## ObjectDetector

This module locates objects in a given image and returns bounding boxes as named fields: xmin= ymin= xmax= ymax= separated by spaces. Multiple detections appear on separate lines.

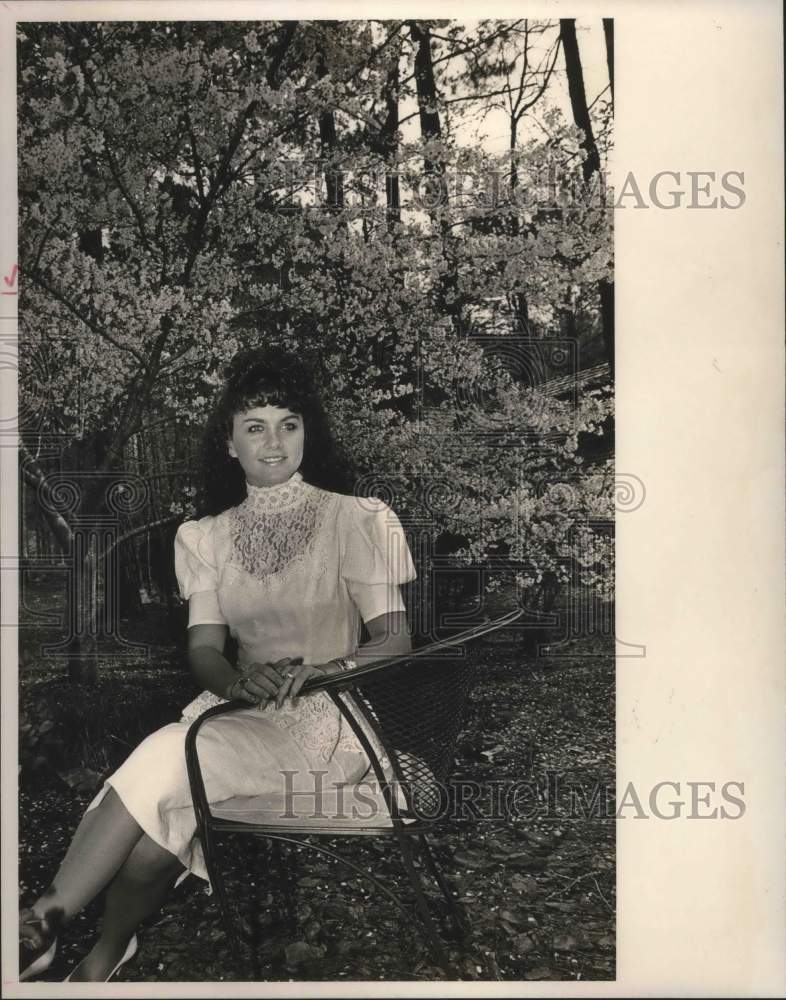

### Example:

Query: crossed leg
xmin=25 ymin=786 xmax=184 ymax=982
xmin=68 ymin=827 xmax=184 ymax=981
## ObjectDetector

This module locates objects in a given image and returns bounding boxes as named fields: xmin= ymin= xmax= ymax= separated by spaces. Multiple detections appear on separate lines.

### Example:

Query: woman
xmin=19 ymin=345 xmax=416 ymax=982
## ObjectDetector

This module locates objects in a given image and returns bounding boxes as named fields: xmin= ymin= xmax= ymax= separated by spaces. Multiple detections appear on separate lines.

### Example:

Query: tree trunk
xmin=559 ymin=19 xmax=600 ymax=182
xmin=560 ymin=18 xmax=613 ymax=376
xmin=598 ymin=278 xmax=614 ymax=377
xmin=508 ymin=117 xmax=533 ymax=335
xmin=409 ymin=21 xmax=442 ymax=149
xmin=380 ymin=56 xmax=401 ymax=225
xmin=407 ymin=21 xmax=460 ymax=325
xmin=602 ymin=18 xmax=614 ymax=107
xmin=316 ymin=29 xmax=344 ymax=213
xmin=317 ymin=109 xmax=344 ymax=211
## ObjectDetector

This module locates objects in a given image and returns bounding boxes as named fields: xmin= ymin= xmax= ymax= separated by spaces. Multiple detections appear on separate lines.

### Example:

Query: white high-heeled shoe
xmin=64 ymin=934 xmax=138 ymax=983
xmin=20 ymin=938 xmax=57 ymax=982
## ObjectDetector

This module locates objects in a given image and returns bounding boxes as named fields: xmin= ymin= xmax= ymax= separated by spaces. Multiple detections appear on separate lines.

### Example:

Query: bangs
xmin=236 ymin=389 xmax=304 ymax=415
xmin=222 ymin=375 xmax=307 ymax=433
xmin=218 ymin=348 xmax=315 ymax=433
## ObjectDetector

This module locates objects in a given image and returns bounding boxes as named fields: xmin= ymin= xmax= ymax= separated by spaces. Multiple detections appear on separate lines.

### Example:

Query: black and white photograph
xmin=13 ymin=13 xmax=615 ymax=984
xmin=1 ymin=1 xmax=783 ymax=996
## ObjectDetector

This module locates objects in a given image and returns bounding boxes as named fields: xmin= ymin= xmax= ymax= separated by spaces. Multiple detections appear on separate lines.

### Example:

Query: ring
xmin=283 ymin=670 xmax=295 ymax=679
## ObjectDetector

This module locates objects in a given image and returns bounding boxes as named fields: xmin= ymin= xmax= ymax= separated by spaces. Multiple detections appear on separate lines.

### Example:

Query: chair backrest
xmin=348 ymin=654 xmax=477 ymax=820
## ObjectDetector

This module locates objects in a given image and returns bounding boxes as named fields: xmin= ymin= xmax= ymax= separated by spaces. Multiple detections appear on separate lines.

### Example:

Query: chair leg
xmin=201 ymin=825 xmax=244 ymax=964
xmin=395 ymin=833 xmax=452 ymax=974
xmin=269 ymin=838 xmax=298 ymax=935
xmin=417 ymin=834 xmax=470 ymax=943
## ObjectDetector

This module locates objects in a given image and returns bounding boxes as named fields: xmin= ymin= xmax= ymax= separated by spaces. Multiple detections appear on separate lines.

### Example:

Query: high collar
xmin=242 ymin=471 xmax=308 ymax=512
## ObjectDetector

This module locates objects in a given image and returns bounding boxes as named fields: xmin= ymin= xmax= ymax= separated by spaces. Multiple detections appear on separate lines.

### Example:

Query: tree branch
xmin=98 ymin=514 xmax=183 ymax=563
xmin=19 ymin=442 xmax=74 ymax=551
xmin=343 ymin=21 xmax=407 ymax=85
xmin=183 ymin=108 xmax=207 ymax=208
xmin=181 ymin=22 xmax=299 ymax=286
xmin=61 ymin=27 xmax=154 ymax=254
xmin=27 ymin=269 xmax=146 ymax=364
xmin=514 ymin=36 xmax=562 ymax=120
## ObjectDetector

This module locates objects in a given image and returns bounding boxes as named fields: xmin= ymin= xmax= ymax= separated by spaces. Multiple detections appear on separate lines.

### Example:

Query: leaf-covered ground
xmin=19 ymin=590 xmax=614 ymax=983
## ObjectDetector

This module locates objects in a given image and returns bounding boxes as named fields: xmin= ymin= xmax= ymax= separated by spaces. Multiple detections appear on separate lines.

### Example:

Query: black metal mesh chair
xmin=185 ymin=610 xmax=522 ymax=974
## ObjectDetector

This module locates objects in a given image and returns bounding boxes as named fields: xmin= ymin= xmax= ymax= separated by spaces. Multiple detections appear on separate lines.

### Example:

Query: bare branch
xmin=515 ymin=36 xmax=562 ymax=120
xmin=98 ymin=514 xmax=183 ymax=563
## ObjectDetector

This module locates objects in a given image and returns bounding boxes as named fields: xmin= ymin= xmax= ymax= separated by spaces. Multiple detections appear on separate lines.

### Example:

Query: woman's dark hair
xmin=197 ymin=345 xmax=355 ymax=515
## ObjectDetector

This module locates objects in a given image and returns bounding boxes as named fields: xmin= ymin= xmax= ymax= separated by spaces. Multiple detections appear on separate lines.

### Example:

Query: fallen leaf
xmin=513 ymin=933 xmax=537 ymax=956
xmin=524 ymin=965 xmax=554 ymax=980
xmin=452 ymin=849 xmax=494 ymax=871
xmin=507 ymin=853 xmax=546 ymax=872
xmin=284 ymin=940 xmax=324 ymax=967
xmin=510 ymin=874 xmax=539 ymax=895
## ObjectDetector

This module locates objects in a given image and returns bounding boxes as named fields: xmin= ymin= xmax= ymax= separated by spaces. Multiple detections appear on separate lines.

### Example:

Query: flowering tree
xmin=18 ymin=19 xmax=613 ymax=678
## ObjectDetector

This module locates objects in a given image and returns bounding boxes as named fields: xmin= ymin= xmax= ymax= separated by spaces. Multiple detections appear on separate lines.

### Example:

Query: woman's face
xmin=227 ymin=404 xmax=305 ymax=488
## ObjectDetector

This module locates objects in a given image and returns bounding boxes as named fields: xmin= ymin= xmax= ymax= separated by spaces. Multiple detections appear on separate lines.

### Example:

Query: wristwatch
xmin=332 ymin=657 xmax=357 ymax=672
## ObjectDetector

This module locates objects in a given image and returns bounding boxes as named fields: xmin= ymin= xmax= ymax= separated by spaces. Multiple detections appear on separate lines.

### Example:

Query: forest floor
xmin=19 ymin=582 xmax=615 ymax=984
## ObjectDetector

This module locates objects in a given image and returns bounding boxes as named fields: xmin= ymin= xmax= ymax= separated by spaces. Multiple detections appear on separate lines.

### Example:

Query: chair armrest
xmin=301 ymin=608 xmax=524 ymax=695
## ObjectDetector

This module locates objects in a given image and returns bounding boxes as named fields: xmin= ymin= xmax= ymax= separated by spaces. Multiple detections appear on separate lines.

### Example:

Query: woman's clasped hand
xmin=226 ymin=656 xmax=345 ymax=708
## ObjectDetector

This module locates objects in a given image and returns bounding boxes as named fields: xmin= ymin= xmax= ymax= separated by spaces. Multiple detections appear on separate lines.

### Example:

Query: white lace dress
xmin=85 ymin=472 xmax=416 ymax=883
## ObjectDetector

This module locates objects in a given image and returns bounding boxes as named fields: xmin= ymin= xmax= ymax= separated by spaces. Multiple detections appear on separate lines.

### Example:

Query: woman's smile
xmin=227 ymin=405 xmax=305 ymax=487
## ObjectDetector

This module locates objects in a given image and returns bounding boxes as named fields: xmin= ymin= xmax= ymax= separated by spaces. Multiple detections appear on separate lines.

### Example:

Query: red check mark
xmin=2 ymin=264 xmax=18 ymax=295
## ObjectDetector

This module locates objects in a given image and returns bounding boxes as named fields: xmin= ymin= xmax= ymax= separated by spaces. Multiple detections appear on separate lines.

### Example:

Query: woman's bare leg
xmin=28 ymin=787 xmax=144 ymax=936
xmin=68 ymin=834 xmax=184 ymax=982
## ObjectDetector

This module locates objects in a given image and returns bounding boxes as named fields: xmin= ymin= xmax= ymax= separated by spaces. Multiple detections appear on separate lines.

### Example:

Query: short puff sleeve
xmin=340 ymin=497 xmax=417 ymax=624
xmin=174 ymin=518 xmax=227 ymax=628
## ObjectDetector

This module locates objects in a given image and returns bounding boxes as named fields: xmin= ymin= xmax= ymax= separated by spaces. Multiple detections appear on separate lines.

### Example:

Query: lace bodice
xmin=228 ymin=474 xmax=332 ymax=587
xmin=174 ymin=475 xmax=417 ymax=766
